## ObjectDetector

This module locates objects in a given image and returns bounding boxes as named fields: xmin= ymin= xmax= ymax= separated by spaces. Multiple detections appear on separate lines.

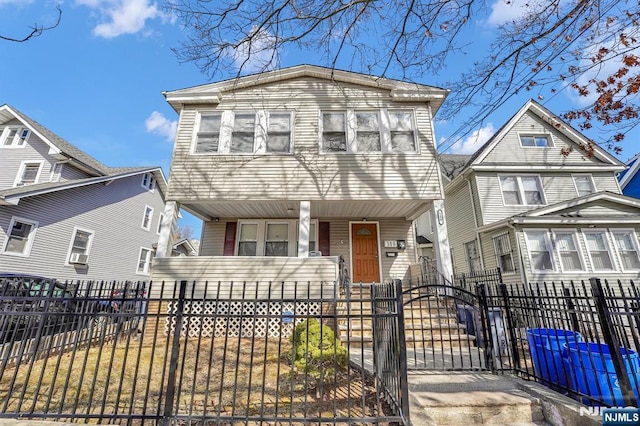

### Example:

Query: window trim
xmin=582 ymin=229 xmax=617 ymax=272
xmin=236 ymin=220 xmax=263 ymax=256
xmin=492 ymin=232 xmax=516 ymax=274
xmin=524 ymin=229 xmax=556 ymax=272
xmin=264 ymin=221 xmax=291 ymax=257
xmin=2 ymin=216 xmax=38 ymax=257
xmin=141 ymin=206 xmax=154 ymax=231
xmin=235 ymin=219 xmax=317 ymax=257
xmin=65 ymin=226 xmax=95 ymax=266
xmin=14 ymin=160 xmax=43 ymax=187
xmin=319 ymin=108 xmax=419 ymax=154
xmin=464 ymin=239 xmax=482 ymax=273
xmin=498 ymin=174 xmax=546 ymax=206
xmin=551 ymin=229 xmax=585 ymax=272
xmin=157 ymin=213 xmax=165 ymax=235
xmin=517 ymin=133 xmax=553 ymax=148
xmin=192 ymin=110 xmax=295 ymax=155
xmin=141 ymin=173 xmax=156 ymax=192
xmin=50 ymin=162 xmax=64 ymax=182
xmin=136 ymin=247 xmax=153 ymax=275
xmin=572 ymin=174 xmax=597 ymax=197
xmin=610 ymin=228 xmax=640 ymax=272
xmin=0 ymin=126 xmax=30 ymax=148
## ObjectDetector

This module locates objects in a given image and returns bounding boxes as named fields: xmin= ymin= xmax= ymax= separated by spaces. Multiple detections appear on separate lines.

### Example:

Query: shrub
xmin=290 ymin=319 xmax=348 ymax=393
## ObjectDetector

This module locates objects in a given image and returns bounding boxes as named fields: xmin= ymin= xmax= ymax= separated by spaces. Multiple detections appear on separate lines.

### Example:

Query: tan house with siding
xmin=153 ymin=65 xmax=452 ymax=290
xmin=443 ymin=99 xmax=640 ymax=284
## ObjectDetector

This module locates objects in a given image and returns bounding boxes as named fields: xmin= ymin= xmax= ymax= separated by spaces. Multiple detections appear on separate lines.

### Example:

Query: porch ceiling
xmin=183 ymin=200 xmax=431 ymax=221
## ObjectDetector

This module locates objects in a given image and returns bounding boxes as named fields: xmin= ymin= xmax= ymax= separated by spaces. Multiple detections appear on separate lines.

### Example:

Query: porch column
xmin=156 ymin=201 xmax=180 ymax=258
xmin=298 ymin=200 xmax=311 ymax=257
xmin=432 ymin=199 xmax=454 ymax=283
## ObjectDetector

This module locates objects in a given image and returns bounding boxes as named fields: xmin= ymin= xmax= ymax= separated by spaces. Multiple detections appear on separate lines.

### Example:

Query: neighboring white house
xmin=153 ymin=65 xmax=453 ymax=287
xmin=442 ymin=99 xmax=640 ymax=284
xmin=0 ymin=104 xmax=168 ymax=282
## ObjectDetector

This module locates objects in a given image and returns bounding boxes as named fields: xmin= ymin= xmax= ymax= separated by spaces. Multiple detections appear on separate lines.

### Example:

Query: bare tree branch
xmin=0 ymin=5 xmax=62 ymax=43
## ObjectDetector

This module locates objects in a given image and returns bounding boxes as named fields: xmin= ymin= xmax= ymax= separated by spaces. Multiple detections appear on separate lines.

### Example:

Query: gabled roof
xmin=163 ymin=64 xmax=449 ymax=113
xmin=515 ymin=191 xmax=640 ymax=217
xmin=439 ymin=154 xmax=471 ymax=180
xmin=0 ymin=104 xmax=168 ymax=202
xmin=619 ymin=153 xmax=640 ymax=189
xmin=0 ymin=167 xmax=168 ymax=206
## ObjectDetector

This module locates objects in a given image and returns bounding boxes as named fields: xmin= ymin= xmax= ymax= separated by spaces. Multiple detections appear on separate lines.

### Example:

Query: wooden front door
xmin=351 ymin=223 xmax=380 ymax=283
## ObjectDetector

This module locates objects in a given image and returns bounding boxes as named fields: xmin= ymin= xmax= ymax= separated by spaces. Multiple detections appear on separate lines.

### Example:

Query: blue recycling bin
xmin=565 ymin=341 xmax=640 ymax=406
xmin=527 ymin=328 xmax=582 ymax=389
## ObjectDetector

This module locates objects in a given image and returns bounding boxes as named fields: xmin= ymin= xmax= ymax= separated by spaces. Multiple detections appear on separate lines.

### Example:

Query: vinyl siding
xmin=199 ymin=217 xmax=415 ymax=283
xmin=481 ymin=112 xmax=608 ymax=165
xmin=168 ymin=77 xmax=441 ymax=203
xmin=0 ymin=175 xmax=165 ymax=282
xmin=444 ymin=181 xmax=478 ymax=274
xmin=476 ymin=171 xmax=622 ymax=225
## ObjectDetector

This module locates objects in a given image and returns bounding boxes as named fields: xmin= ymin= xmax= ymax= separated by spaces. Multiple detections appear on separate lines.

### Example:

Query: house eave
xmin=470 ymin=164 xmax=625 ymax=173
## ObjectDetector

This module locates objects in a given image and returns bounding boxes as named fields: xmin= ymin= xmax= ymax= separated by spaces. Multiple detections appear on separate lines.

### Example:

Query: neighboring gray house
xmin=442 ymin=99 xmax=640 ymax=284
xmin=153 ymin=65 xmax=453 ymax=287
xmin=0 ymin=104 xmax=167 ymax=282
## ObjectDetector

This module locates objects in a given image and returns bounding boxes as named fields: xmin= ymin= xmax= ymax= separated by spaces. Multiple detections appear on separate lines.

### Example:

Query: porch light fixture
xmin=362 ymin=218 xmax=367 ymax=222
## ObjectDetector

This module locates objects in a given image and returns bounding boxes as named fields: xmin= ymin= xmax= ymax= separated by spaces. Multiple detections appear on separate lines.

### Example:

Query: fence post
xmin=394 ymin=279 xmax=411 ymax=426
xmin=563 ymin=287 xmax=580 ymax=334
xmin=590 ymin=277 xmax=636 ymax=407
xmin=162 ymin=279 xmax=188 ymax=425
xmin=476 ymin=283 xmax=494 ymax=371
xmin=499 ymin=283 xmax=520 ymax=370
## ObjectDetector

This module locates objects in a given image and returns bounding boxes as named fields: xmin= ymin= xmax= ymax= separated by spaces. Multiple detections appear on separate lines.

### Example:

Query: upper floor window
xmin=0 ymin=127 xmax=29 ymax=147
xmin=524 ymin=230 xmax=554 ymax=271
xmin=499 ymin=175 xmax=545 ymax=206
xmin=141 ymin=206 xmax=153 ymax=231
xmin=611 ymin=230 xmax=640 ymax=271
xmin=573 ymin=174 xmax=596 ymax=197
xmin=67 ymin=228 xmax=94 ymax=265
xmin=15 ymin=162 xmax=41 ymax=187
xmin=2 ymin=217 xmax=37 ymax=256
xmin=193 ymin=110 xmax=293 ymax=155
xmin=141 ymin=173 xmax=156 ymax=191
xmin=157 ymin=213 xmax=165 ymax=235
xmin=492 ymin=233 xmax=515 ymax=273
xmin=265 ymin=223 xmax=289 ymax=256
xmin=50 ymin=163 xmax=64 ymax=183
xmin=519 ymin=134 xmax=551 ymax=147
xmin=320 ymin=109 xmax=417 ymax=154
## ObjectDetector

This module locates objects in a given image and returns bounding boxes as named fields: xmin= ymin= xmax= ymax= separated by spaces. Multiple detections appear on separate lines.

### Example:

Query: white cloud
xmin=76 ymin=0 xmax=170 ymax=38
xmin=225 ymin=26 xmax=280 ymax=73
xmin=145 ymin=111 xmax=177 ymax=142
xmin=448 ymin=123 xmax=495 ymax=154
xmin=487 ymin=0 xmax=545 ymax=26
xmin=0 ymin=0 xmax=34 ymax=5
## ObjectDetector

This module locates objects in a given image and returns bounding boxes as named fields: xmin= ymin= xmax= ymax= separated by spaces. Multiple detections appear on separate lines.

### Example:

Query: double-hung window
xmin=492 ymin=233 xmax=515 ymax=273
xmin=573 ymin=174 xmax=596 ymax=197
xmin=141 ymin=173 xmax=156 ymax=191
xmin=193 ymin=111 xmax=293 ymax=154
xmin=265 ymin=223 xmax=289 ymax=256
xmin=141 ymin=206 xmax=153 ymax=231
xmin=525 ymin=230 xmax=554 ymax=271
xmin=583 ymin=230 xmax=615 ymax=271
xmin=237 ymin=223 xmax=259 ymax=256
xmin=553 ymin=231 xmax=584 ymax=271
xmin=157 ymin=214 xmax=165 ymax=235
xmin=612 ymin=230 xmax=640 ymax=270
xmin=519 ymin=135 xmax=551 ymax=147
xmin=137 ymin=247 xmax=153 ymax=275
xmin=2 ymin=217 xmax=37 ymax=256
xmin=321 ymin=109 xmax=417 ymax=153
xmin=67 ymin=228 xmax=93 ymax=265
xmin=0 ymin=127 xmax=29 ymax=147
xmin=464 ymin=240 xmax=482 ymax=273
xmin=15 ymin=162 xmax=41 ymax=186
xmin=499 ymin=175 xmax=545 ymax=206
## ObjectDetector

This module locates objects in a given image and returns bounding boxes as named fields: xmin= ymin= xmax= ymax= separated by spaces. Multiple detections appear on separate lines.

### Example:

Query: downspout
xmin=506 ymin=219 xmax=527 ymax=284
xmin=467 ymin=176 xmax=486 ymax=270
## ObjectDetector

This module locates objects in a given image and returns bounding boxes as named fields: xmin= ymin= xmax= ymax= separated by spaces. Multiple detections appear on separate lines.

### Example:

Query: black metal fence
xmin=0 ymin=278 xmax=407 ymax=425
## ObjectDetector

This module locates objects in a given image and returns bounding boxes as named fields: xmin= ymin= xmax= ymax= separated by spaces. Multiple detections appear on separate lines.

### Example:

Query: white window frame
xmin=524 ymin=229 xmax=555 ymax=272
xmin=264 ymin=221 xmax=290 ymax=257
xmin=572 ymin=174 xmax=596 ymax=197
xmin=157 ymin=213 xmax=165 ymax=235
xmin=141 ymin=206 xmax=154 ymax=231
xmin=191 ymin=110 xmax=294 ymax=155
xmin=492 ymin=233 xmax=515 ymax=274
xmin=14 ymin=160 xmax=43 ymax=187
xmin=236 ymin=221 xmax=263 ymax=256
xmin=0 ymin=126 xmax=30 ymax=148
xmin=2 ymin=216 xmax=38 ymax=257
xmin=136 ymin=247 xmax=153 ymax=275
xmin=235 ymin=219 xmax=314 ymax=257
xmin=141 ymin=173 xmax=156 ymax=191
xmin=551 ymin=229 xmax=585 ymax=272
xmin=498 ymin=175 xmax=546 ymax=206
xmin=611 ymin=228 xmax=640 ymax=272
xmin=518 ymin=133 xmax=553 ymax=148
xmin=319 ymin=109 xmax=418 ymax=154
xmin=50 ymin=162 xmax=64 ymax=182
xmin=65 ymin=227 xmax=95 ymax=266
xmin=582 ymin=229 xmax=617 ymax=272
xmin=464 ymin=240 xmax=482 ymax=273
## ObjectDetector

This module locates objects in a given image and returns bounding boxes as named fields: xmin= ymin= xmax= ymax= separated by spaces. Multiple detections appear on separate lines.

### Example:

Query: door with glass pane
xmin=351 ymin=223 xmax=380 ymax=283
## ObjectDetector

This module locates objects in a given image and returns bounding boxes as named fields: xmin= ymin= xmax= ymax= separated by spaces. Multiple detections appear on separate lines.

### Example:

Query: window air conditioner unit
xmin=69 ymin=253 xmax=88 ymax=264
xmin=309 ymin=251 xmax=322 ymax=257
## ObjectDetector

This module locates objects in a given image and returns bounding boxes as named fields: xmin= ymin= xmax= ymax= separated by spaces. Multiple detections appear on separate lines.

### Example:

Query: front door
xmin=351 ymin=223 xmax=380 ymax=283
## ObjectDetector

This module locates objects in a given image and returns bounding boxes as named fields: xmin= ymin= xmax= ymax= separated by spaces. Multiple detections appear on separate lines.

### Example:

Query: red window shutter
xmin=223 ymin=222 xmax=237 ymax=256
xmin=318 ymin=222 xmax=330 ymax=256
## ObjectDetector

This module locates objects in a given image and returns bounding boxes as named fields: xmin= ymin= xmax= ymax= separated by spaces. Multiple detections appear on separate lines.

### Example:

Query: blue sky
xmin=1 ymin=1 xmax=637 ymax=237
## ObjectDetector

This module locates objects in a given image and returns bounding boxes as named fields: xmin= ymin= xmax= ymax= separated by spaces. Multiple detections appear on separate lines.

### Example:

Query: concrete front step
xmin=408 ymin=372 xmax=547 ymax=425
